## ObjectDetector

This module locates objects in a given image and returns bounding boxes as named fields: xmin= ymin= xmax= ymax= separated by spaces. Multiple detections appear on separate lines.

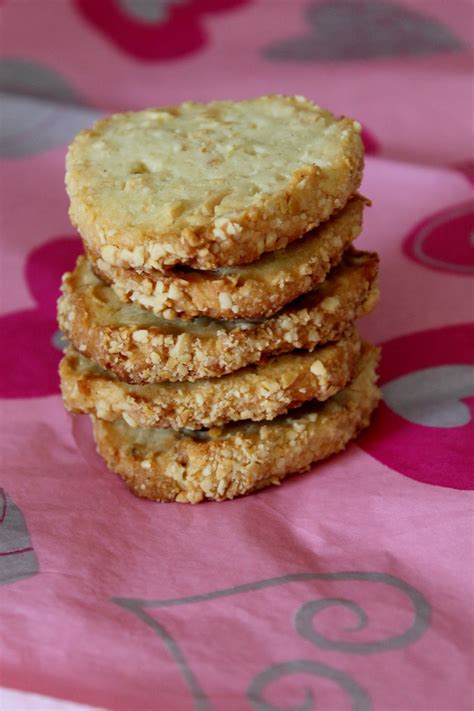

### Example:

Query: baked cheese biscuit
xmin=58 ymin=250 xmax=379 ymax=383
xmin=60 ymin=329 xmax=361 ymax=430
xmin=90 ymin=344 xmax=380 ymax=503
xmin=66 ymin=95 xmax=364 ymax=271
xmin=89 ymin=195 xmax=367 ymax=320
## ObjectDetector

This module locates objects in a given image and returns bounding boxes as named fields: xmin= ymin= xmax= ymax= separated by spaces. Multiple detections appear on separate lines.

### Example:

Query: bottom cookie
xmin=90 ymin=343 xmax=380 ymax=503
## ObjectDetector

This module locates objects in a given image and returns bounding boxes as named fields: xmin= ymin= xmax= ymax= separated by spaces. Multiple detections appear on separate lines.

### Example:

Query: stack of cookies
xmin=58 ymin=95 xmax=381 ymax=504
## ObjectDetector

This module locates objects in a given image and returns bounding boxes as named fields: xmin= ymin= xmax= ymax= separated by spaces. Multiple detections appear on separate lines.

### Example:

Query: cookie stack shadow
xmin=58 ymin=95 xmax=381 ymax=503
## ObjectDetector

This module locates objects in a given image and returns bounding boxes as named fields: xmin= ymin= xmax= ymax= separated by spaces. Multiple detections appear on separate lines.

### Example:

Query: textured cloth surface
xmin=0 ymin=1 xmax=473 ymax=709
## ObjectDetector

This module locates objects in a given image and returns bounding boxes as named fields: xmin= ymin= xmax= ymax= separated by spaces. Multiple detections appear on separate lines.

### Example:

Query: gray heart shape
xmin=0 ymin=93 xmax=102 ymax=157
xmin=118 ymin=0 xmax=186 ymax=23
xmin=0 ymin=489 xmax=39 ymax=586
xmin=263 ymin=0 xmax=463 ymax=61
xmin=382 ymin=365 xmax=474 ymax=428
xmin=0 ymin=59 xmax=101 ymax=157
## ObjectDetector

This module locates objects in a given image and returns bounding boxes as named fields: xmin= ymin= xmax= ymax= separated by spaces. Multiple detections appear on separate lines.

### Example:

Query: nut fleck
xmin=320 ymin=296 xmax=340 ymax=313
xmin=132 ymin=329 xmax=149 ymax=343
xmin=218 ymin=292 xmax=233 ymax=309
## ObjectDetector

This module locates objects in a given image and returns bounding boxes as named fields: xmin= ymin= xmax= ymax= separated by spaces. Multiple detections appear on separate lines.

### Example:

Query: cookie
xmin=58 ymin=249 xmax=379 ymax=383
xmin=66 ymin=95 xmax=364 ymax=272
xmin=90 ymin=344 xmax=380 ymax=503
xmin=89 ymin=195 xmax=367 ymax=320
xmin=60 ymin=328 xmax=361 ymax=430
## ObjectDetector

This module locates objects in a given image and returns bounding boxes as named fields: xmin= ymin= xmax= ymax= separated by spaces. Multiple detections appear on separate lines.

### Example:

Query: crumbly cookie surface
xmin=91 ymin=344 xmax=380 ymax=503
xmin=66 ymin=95 xmax=364 ymax=271
xmin=60 ymin=328 xmax=361 ymax=430
xmin=89 ymin=195 xmax=367 ymax=320
xmin=58 ymin=249 xmax=379 ymax=383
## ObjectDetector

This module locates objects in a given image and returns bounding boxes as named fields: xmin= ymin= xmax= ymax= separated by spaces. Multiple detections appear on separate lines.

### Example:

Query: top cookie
xmin=66 ymin=95 xmax=364 ymax=272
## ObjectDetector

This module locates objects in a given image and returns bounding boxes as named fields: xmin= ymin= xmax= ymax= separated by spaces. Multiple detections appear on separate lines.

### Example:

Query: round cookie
xmin=60 ymin=329 xmax=361 ymax=430
xmin=90 ymin=344 xmax=381 ymax=503
xmin=89 ymin=195 xmax=367 ymax=320
xmin=66 ymin=95 xmax=364 ymax=272
xmin=58 ymin=249 xmax=379 ymax=384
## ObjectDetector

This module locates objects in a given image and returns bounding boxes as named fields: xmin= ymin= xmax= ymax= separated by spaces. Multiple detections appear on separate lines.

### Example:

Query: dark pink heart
xmin=0 ymin=236 xmax=82 ymax=399
xmin=359 ymin=324 xmax=474 ymax=489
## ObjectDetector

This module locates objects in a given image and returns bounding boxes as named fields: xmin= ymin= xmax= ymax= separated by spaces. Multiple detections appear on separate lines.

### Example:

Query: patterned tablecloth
xmin=1 ymin=1 xmax=473 ymax=709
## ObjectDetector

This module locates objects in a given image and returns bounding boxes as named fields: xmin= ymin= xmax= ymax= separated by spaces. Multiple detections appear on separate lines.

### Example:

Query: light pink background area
xmin=0 ymin=1 xmax=473 ymax=709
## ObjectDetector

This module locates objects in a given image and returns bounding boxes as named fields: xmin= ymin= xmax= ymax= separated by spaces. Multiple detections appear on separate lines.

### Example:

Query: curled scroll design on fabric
xmin=247 ymin=659 xmax=371 ymax=711
xmin=294 ymin=572 xmax=431 ymax=653
xmin=112 ymin=571 xmax=431 ymax=711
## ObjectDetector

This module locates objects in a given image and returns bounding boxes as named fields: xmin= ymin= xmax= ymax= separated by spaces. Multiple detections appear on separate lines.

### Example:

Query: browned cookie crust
xmin=60 ymin=328 xmax=361 ymax=430
xmin=91 ymin=344 xmax=380 ymax=503
xmin=88 ymin=195 xmax=367 ymax=320
xmin=58 ymin=249 xmax=379 ymax=384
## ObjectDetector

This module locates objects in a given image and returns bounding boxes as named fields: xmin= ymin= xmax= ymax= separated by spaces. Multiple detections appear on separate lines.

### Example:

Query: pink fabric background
xmin=0 ymin=1 xmax=473 ymax=709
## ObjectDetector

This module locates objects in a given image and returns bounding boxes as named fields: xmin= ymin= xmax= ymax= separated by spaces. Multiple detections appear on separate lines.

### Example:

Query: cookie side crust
xmin=91 ymin=344 xmax=381 ymax=503
xmin=58 ymin=249 xmax=379 ymax=383
xmin=60 ymin=328 xmax=361 ymax=429
xmin=89 ymin=195 xmax=367 ymax=320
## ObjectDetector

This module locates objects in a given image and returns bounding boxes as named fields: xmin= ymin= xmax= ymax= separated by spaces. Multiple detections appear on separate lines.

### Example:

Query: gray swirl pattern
xmin=248 ymin=659 xmax=371 ymax=711
xmin=112 ymin=570 xmax=431 ymax=710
